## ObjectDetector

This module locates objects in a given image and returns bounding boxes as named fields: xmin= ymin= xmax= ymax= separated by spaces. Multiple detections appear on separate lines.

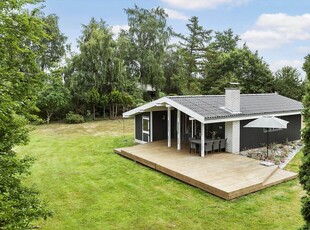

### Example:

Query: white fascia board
xmin=203 ymin=111 xmax=301 ymax=124
xmin=123 ymin=97 xmax=205 ymax=123
xmin=123 ymin=97 xmax=167 ymax=118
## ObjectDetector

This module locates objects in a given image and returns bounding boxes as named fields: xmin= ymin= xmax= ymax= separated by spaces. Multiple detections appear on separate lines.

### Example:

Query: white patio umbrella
xmin=244 ymin=116 xmax=289 ymax=158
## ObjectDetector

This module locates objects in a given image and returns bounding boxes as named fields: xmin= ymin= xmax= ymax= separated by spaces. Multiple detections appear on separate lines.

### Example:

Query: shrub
xmin=64 ymin=112 xmax=85 ymax=124
xmin=32 ymin=118 xmax=46 ymax=125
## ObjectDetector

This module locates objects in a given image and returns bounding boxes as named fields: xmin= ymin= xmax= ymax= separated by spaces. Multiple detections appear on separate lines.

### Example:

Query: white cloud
xmin=270 ymin=59 xmax=303 ymax=73
xmin=160 ymin=0 xmax=249 ymax=10
xmin=111 ymin=25 xmax=129 ymax=36
xmin=164 ymin=8 xmax=188 ymax=20
xmin=241 ymin=13 xmax=310 ymax=50
xmin=297 ymin=46 xmax=310 ymax=54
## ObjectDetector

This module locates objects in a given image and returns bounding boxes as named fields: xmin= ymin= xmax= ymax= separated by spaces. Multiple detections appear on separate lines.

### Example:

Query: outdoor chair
xmin=212 ymin=139 xmax=220 ymax=152
xmin=220 ymin=138 xmax=227 ymax=151
xmin=205 ymin=140 xmax=213 ymax=154
xmin=189 ymin=138 xmax=198 ymax=153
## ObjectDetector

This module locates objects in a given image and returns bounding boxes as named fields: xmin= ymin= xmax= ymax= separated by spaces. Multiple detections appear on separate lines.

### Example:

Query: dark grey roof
xmin=167 ymin=93 xmax=302 ymax=120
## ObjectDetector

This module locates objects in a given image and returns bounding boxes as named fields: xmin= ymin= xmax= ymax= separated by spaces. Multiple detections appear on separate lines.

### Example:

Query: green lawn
xmin=17 ymin=119 xmax=304 ymax=229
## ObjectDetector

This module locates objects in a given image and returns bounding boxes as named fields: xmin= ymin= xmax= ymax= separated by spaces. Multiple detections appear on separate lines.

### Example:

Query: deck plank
xmin=115 ymin=140 xmax=297 ymax=200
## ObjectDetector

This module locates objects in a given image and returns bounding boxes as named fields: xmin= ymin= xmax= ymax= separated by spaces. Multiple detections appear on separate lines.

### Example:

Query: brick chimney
xmin=225 ymin=88 xmax=240 ymax=113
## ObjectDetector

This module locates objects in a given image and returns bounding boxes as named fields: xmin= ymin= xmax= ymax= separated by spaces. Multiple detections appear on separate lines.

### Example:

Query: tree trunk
xmin=115 ymin=104 xmax=118 ymax=118
xmin=46 ymin=112 xmax=53 ymax=125
xmin=93 ymin=104 xmax=96 ymax=120
xmin=103 ymin=106 xmax=105 ymax=118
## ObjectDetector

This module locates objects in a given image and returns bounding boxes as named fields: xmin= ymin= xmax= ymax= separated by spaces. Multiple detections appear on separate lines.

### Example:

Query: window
xmin=143 ymin=118 xmax=149 ymax=132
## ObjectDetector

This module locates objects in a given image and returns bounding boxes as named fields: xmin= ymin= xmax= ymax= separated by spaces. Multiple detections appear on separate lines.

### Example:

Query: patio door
xmin=142 ymin=116 xmax=150 ymax=143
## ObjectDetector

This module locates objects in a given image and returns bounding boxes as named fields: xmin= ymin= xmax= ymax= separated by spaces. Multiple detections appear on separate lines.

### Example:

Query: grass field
xmin=17 ymin=119 xmax=304 ymax=229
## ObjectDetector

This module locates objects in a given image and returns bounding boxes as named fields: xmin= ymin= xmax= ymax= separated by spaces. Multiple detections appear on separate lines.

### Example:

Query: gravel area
xmin=239 ymin=140 xmax=303 ymax=167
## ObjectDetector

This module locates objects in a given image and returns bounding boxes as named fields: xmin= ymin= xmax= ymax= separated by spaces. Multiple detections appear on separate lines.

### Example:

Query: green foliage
xmin=86 ymin=88 xmax=100 ymax=120
xmin=274 ymin=66 xmax=305 ymax=101
xmin=299 ymin=54 xmax=310 ymax=229
xmin=60 ymin=6 xmax=281 ymax=117
xmin=0 ymin=0 xmax=52 ymax=228
xmin=177 ymin=16 xmax=212 ymax=92
xmin=210 ymin=28 xmax=240 ymax=53
xmin=32 ymin=117 xmax=46 ymax=125
xmin=203 ymin=45 xmax=274 ymax=94
xmin=163 ymin=45 xmax=188 ymax=94
xmin=37 ymin=72 xmax=71 ymax=124
xmin=36 ymin=14 xmax=68 ymax=71
xmin=65 ymin=18 xmax=126 ymax=118
xmin=108 ymin=90 xmax=133 ymax=118
xmin=125 ymin=5 xmax=172 ymax=95
xmin=64 ymin=112 xmax=85 ymax=124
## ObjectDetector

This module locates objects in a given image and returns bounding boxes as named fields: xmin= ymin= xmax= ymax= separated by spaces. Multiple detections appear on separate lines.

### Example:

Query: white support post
xmin=177 ymin=109 xmax=181 ymax=150
xmin=134 ymin=116 xmax=136 ymax=141
xmin=191 ymin=120 xmax=194 ymax=137
xmin=201 ymin=123 xmax=205 ymax=157
xmin=189 ymin=117 xmax=194 ymax=138
xmin=167 ymin=106 xmax=171 ymax=147
xmin=150 ymin=111 xmax=153 ymax=142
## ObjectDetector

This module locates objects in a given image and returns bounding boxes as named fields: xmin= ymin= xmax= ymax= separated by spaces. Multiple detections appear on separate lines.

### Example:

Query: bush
xmin=31 ymin=118 xmax=46 ymax=125
xmin=64 ymin=112 xmax=85 ymax=124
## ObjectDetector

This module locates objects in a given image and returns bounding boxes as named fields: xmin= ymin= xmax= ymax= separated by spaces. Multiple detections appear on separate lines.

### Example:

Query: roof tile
xmin=167 ymin=94 xmax=302 ymax=120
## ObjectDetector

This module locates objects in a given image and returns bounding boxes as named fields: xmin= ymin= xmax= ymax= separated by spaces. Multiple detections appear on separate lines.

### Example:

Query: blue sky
xmin=41 ymin=0 xmax=310 ymax=76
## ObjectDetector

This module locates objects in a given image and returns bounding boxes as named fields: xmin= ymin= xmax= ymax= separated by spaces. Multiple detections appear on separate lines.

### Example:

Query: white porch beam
xmin=177 ymin=109 xmax=181 ymax=150
xmin=167 ymin=106 xmax=171 ymax=147
xmin=150 ymin=111 xmax=153 ymax=142
xmin=201 ymin=123 xmax=205 ymax=157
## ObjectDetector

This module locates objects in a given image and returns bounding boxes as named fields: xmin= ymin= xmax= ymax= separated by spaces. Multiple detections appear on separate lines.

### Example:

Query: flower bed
xmin=239 ymin=140 xmax=303 ymax=167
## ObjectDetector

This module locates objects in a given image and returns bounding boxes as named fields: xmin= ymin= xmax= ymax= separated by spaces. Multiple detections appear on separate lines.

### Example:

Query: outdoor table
xmin=189 ymin=138 xmax=214 ymax=153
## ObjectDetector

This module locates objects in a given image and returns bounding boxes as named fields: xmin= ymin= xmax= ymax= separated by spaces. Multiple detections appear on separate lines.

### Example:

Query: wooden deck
xmin=115 ymin=141 xmax=297 ymax=200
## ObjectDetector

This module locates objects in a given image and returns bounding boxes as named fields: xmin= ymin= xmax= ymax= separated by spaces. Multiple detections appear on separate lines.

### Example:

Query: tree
xmin=163 ymin=45 xmax=188 ymax=94
xmin=86 ymin=88 xmax=100 ymax=120
xmin=36 ymin=14 xmax=68 ymax=71
xmin=210 ymin=28 xmax=240 ymax=53
xmin=125 ymin=5 xmax=172 ymax=97
xmin=34 ymin=13 xmax=68 ymax=122
xmin=299 ymin=54 xmax=310 ymax=229
xmin=274 ymin=66 xmax=304 ymax=101
xmin=65 ymin=18 xmax=125 ymax=118
xmin=0 ymin=0 xmax=52 ymax=228
xmin=37 ymin=72 xmax=71 ymax=124
xmin=108 ymin=90 xmax=123 ymax=118
xmin=203 ymin=45 xmax=274 ymax=94
xmin=177 ymin=16 xmax=212 ymax=91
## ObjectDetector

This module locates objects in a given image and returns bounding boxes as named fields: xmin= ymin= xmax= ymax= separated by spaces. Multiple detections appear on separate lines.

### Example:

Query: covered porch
xmin=115 ymin=140 xmax=297 ymax=200
xmin=134 ymin=105 xmax=240 ymax=157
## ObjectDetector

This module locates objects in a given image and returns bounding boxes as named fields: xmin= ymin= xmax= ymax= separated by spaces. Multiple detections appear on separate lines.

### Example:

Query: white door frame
xmin=142 ymin=116 xmax=150 ymax=143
